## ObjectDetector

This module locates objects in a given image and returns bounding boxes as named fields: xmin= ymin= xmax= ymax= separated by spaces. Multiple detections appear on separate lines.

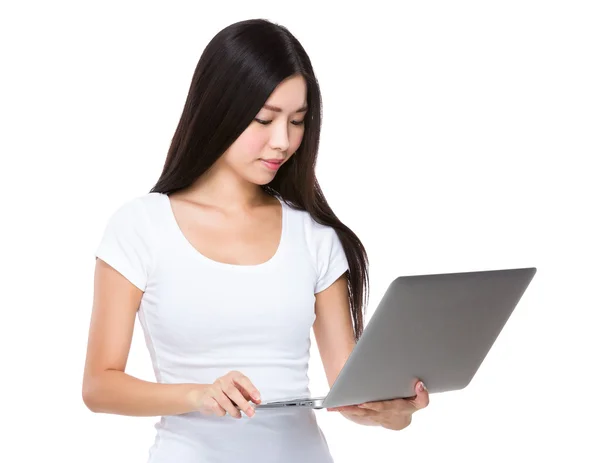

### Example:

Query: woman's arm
xmin=313 ymin=273 xmax=356 ymax=390
xmin=82 ymin=258 xmax=202 ymax=417
xmin=314 ymin=274 xmax=373 ymax=426
xmin=83 ymin=370 xmax=201 ymax=417
xmin=313 ymin=273 xmax=370 ymax=425
xmin=313 ymin=274 xmax=429 ymax=429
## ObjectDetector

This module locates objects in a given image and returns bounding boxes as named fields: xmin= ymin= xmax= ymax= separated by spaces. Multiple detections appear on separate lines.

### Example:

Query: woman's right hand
xmin=191 ymin=371 xmax=262 ymax=418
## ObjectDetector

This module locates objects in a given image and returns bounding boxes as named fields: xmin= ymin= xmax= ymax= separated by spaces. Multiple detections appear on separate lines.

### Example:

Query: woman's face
xmin=220 ymin=74 xmax=307 ymax=185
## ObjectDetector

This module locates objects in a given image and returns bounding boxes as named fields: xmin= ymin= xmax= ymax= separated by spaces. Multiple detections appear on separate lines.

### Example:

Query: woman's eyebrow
xmin=262 ymin=104 xmax=308 ymax=113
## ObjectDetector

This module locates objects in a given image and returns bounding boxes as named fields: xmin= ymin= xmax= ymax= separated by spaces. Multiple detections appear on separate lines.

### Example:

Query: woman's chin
xmin=241 ymin=171 xmax=276 ymax=187
xmin=249 ymin=164 xmax=280 ymax=185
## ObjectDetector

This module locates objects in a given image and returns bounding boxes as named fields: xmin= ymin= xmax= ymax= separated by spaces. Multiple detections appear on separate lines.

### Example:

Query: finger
xmin=206 ymin=397 xmax=226 ymax=417
xmin=329 ymin=406 xmax=373 ymax=417
xmin=328 ymin=406 xmax=358 ymax=413
xmin=214 ymin=389 xmax=242 ymax=418
xmin=416 ymin=387 xmax=430 ymax=410
xmin=223 ymin=383 xmax=255 ymax=417
xmin=233 ymin=375 xmax=262 ymax=404
xmin=345 ymin=409 xmax=373 ymax=417
xmin=413 ymin=381 xmax=430 ymax=409
xmin=357 ymin=401 xmax=385 ymax=412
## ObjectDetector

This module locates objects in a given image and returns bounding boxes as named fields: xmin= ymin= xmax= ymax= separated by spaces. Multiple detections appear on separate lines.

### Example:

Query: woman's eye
xmin=254 ymin=118 xmax=305 ymax=126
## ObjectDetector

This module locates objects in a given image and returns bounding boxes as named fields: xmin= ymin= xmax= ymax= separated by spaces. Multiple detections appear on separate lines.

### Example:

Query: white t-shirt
xmin=94 ymin=192 xmax=349 ymax=463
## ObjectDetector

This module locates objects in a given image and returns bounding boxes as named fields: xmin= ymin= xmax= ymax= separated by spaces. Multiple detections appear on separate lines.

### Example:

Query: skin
xmin=165 ymin=75 xmax=308 ymax=266
xmin=314 ymin=275 xmax=429 ymax=431
xmin=83 ymin=73 xmax=429 ymax=429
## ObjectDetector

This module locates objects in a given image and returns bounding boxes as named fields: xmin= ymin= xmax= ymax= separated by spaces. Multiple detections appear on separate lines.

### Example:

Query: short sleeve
xmin=94 ymin=197 xmax=154 ymax=292
xmin=310 ymin=220 xmax=350 ymax=294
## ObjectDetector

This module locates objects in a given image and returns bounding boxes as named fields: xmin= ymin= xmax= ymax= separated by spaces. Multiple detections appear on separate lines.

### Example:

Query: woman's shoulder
xmin=106 ymin=191 xmax=164 ymax=212
xmin=281 ymin=200 xmax=338 ymax=249
xmin=136 ymin=191 xmax=166 ymax=210
xmin=282 ymin=201 xmax=314 ymax=233
xmin=120 ymin=192 xmax=169 ymax=222
xmin=99 ymin=192 xmax=166 ymax=240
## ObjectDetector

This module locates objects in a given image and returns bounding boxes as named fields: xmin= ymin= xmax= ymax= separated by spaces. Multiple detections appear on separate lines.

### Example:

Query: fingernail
xmin=418 ymin=381 xmax=426 ymax=392
xmin=253 ymin=393 xmax=261 ymax=401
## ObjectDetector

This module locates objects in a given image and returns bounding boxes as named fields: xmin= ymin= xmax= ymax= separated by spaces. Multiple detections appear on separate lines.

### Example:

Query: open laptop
xmin=253 ymin=267 xmax=537 ymax=410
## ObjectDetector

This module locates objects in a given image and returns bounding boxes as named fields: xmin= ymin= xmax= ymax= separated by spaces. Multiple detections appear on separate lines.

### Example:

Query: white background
xmin=2 ymin=1 xmax=599 ymax=462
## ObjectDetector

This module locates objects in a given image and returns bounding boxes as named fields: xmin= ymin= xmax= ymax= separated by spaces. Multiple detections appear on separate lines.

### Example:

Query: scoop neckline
xmin=161 ymin=192 xmax=287 ymax=270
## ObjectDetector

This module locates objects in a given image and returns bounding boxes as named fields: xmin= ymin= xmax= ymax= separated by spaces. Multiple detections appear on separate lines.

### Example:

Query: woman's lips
xmin=260 ymin=159 xmax=283 ymax=170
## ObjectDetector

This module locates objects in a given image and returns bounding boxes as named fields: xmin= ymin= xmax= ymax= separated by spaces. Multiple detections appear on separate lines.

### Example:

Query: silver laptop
xmin=253 ymin=267 xmax=537 ymax=410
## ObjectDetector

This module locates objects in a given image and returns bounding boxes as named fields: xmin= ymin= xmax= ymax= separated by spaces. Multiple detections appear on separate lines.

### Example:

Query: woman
xmin=83 ymin=18 xmax=429 ymax=463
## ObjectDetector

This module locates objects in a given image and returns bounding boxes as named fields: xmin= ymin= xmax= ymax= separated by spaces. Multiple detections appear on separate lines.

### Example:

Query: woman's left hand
xmin=327 ymin=381 xmax=430 ymax=431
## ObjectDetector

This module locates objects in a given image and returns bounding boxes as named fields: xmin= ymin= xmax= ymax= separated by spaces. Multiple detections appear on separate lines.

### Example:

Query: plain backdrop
xmin=1 ymin=1 xmax=599 ymax=462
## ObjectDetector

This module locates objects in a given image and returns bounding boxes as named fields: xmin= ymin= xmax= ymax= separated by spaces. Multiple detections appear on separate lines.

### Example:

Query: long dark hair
xmin=149 ymin=19 xmax=369 ymax=341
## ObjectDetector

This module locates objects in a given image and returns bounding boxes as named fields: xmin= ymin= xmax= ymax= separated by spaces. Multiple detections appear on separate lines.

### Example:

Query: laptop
xmin=253 ymin=266 xmax=537 ymax=410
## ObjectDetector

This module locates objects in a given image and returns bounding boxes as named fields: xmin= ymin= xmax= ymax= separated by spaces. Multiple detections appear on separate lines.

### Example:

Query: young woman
xmin=83 ymin=18 xmax=429 ymax=463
